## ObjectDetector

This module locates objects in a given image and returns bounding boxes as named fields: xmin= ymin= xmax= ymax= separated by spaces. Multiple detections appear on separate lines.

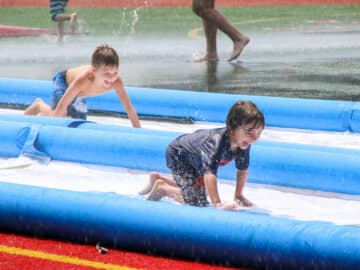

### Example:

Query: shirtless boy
xmin=25 ymin=44 xmax=141 ymax=128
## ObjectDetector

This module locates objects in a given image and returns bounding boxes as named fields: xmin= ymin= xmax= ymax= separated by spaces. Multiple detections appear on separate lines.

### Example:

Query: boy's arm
xmin=204 ymin=172 xmax=237 ymax=210
xmin=204 ymin=172 xmax=221 ymax=204
xmin=113 ymin=77 xmax=141 ymax=128
xmin=234 ymin=169 xmax=253 ymax=207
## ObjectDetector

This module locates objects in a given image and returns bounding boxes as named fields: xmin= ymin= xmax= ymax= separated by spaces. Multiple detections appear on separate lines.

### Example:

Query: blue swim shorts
xmin=166 ymin=149 xmax=208 ymax=207
xmin=52 ymin=70 xmax=88 ymax=120
xmin=49 ymin=0 xmax=68 ymax=21
xmin=173 ymin=171 xmax=208 ymax=207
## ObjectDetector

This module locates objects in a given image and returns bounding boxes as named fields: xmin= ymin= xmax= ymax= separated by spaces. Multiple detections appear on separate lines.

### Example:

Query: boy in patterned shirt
xmin=139 ymin=100 xmax=264 ymax=210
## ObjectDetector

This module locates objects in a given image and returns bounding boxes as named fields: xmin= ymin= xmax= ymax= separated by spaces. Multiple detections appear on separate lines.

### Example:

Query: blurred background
xmin=1 ymin=3 xmax=360 ymax=100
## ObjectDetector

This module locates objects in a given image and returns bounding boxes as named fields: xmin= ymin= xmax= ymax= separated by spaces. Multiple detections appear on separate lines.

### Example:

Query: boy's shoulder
xmin=191 ymin=127 xmax=226 ymax=136
xmin=184 ymin=127 xmax=226 ymax=139
xmin=69 ymin=65 xmax=93 ymax=75
xmin=67 ymin=65 xmax=94 ymax=82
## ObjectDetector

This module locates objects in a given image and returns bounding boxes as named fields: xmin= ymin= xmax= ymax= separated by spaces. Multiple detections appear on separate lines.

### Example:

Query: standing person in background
xmin=192 ymin=0 xmax=250 ymax=62
xmin=49 ymin=0 xmax=77 ymax=44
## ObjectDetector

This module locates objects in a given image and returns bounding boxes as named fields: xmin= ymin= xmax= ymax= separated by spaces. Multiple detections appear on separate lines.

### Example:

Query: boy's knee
xmin=51 ymin=12 xmax=62 ymax=22
xmin=149 ymin=171 xmax=161 ymax=182
xmin=34 ymin=98 xmax=44 ymax=106
xmin=153 ymin=179 xmax=165 ymax=191
xmin=192 ymin=3 xmax=204 ymax=17
xmin=192 ymin=0 xmax=213 ymax=17
xmin=146 ymin=179 xmax=166 ymax=201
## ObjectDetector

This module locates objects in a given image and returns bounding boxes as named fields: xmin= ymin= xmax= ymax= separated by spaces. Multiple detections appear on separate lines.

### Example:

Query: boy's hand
xmin=235 ymin=194 xmax=253 ymax=207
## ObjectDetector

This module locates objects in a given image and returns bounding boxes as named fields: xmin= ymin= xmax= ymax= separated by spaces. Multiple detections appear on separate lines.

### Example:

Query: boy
xmin=192 ymin=0 xmax=249 ymax=62
xmin=139 ymin=101 xmax=264 ymax=210
xmin=25 ymin=44 xmax=141 ymax=128
xmin=49 ymin=0 xmax=77 ymax=44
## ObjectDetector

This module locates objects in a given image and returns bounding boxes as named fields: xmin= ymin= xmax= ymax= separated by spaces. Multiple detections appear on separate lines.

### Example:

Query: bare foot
xmin=193 ymin=53 xmax=219 ymax=63
xmin=146 ymin=179 xmax=184 ymax=203
xmin=228 ymin=36 xmax=250 ymax=62
xmin=215 ymin=202 xmax=239 ymax=211
xmin=235 ymin=194 xmax=254 ymax=207
xmin=146 ymin=179 xmax=166 ymax=201
xmin=70 ymin=13 xmax=77 ymax=34
xmin=138 ymin=172 xmax=161 ymax=195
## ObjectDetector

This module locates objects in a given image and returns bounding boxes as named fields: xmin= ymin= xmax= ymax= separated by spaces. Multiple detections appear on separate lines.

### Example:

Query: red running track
xmin=0 ymin=232 xmax=244 ymax=270
xmin=0 ymin=24 xmax=88 ymax=37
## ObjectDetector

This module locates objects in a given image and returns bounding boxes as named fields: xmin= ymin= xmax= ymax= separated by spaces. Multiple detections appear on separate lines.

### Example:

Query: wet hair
xmin=226 ymin=100 xmax=265 ymax=131
xmin=91 ymin=44 xmax=119 ymax=68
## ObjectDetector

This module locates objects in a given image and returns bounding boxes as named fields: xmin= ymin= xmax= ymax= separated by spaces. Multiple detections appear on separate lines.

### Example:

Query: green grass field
xmin=1 ymin=5 xmax=360 ymax=36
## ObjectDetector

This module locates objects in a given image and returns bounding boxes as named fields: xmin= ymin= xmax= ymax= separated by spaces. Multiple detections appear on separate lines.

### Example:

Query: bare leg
xmin=192 ymin=0 xmax=249 ymax=62
xmin=70 ymin=13 xmax=78 ymax=33
xmin=138 ymin=172 xmax=177 ymax=195
xmin=146 ymin=179 xmax=184 ymax=204
xmin=193 ymin=18 xmax=219 ymax=62
xmin=56 ymin=21 xmax=65 ymax=45
xmin=228 ymin=37 xmax=249 ymax=62
xmin=192 ymin=0 xmax=218 ymax=62
xmin=24 ymin=98 xmax=52 ymax=116
xmin=53 ymin=13 xmax=77 ymax=44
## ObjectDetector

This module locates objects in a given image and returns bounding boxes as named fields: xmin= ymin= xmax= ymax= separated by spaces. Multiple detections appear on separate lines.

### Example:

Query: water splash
xmin=129 ymin=8 xmax=140 ymax=35
xmin=76 ymin=18 xmax=89 ymax=35
xmin=113 ymin=7 xmax=141 ymax=37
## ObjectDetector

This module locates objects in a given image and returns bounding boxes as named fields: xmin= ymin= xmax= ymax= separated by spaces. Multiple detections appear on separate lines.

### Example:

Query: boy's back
xmin=167 ymin=127 xmax=250 ymax=176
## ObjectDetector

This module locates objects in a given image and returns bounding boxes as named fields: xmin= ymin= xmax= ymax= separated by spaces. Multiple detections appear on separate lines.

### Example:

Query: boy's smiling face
xmin=95 ymin=65 xmax=119 ymax=88
xmin=229 ymin=123 xmax=263 ymax=150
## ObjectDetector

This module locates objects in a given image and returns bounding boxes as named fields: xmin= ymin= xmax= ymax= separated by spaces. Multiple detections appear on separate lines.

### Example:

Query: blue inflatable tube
xmin=1 ymin=77 xmax=360 ymax=132
xmin=0 ymin=181 xmax=359 ymax=270
xmin=0 ymin=113 xmax=357 ymax=155
xmin=0 ymin=118 xmax=360 ymax=195
xmin=0 ymin=114 xmax=178 ymax=137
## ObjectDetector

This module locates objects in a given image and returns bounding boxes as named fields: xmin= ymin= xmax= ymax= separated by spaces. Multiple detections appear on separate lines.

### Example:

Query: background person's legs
xmin=53 ymin=13 xmax=77 ymax=44
xmin=201 ymin=18 xmax=219 ymax=61
xmin=192 ymin=0 xmax=218 ymax=61
xmin=192 ymin=0 xmax=249 ymax=61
